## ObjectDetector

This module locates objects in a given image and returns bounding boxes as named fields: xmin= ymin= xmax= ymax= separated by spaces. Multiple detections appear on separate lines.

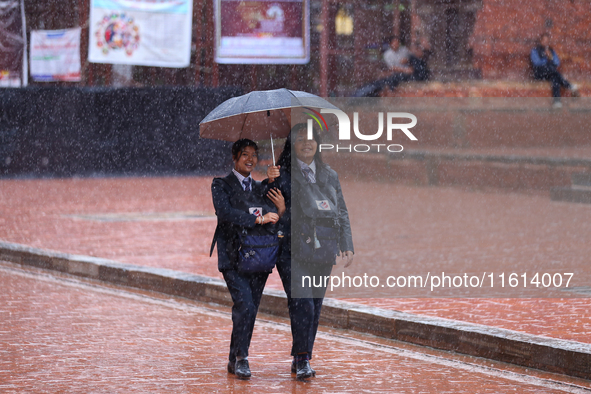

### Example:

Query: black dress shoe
xmin=292 ymin=360 xmax=316 ymax=376
xmin=227 ymin=361 xmax=235 ymax=374
xmin=235 ymin=359 xmax=251 ymax=379
xmin=296 ymin=359 xmax=313 ymax=380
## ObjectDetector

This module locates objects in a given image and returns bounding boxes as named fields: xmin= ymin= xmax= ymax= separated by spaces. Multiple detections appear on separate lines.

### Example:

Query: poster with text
xmin=30 ymin=28 xmax=81 ymax=82
xmin=89 ymin=0 xmax=193 ymax=68
xmin=215 ymin=0 xmax=309 ymax=64
xmin=0 ymin=0 xmax=27 ymax=86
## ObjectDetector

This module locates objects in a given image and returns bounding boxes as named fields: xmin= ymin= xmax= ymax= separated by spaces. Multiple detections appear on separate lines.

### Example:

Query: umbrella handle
xmin=271 ymin=135 xmax=276 ymax=166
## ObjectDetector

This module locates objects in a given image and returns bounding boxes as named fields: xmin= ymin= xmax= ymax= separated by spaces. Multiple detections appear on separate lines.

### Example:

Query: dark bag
xmin=209 ymin=175 xmax=280 ymax=273
xmin=297 ymin=221 xmax=339 ymax=264
xmin=237 ymin=230 xmax=279 ymax=273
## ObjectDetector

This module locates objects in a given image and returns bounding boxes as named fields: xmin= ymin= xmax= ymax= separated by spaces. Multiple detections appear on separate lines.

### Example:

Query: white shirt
xmin=297 ymin=159 xmax=316 ymax=183
xmin=383 ymin=46 xmax=410 ymax=69
xmin=232 ymin=169 xmax=253 ymax=190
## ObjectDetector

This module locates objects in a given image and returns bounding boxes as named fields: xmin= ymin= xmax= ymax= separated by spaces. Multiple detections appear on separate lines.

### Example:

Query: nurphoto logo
xmin=306 ymin=108 xmax=418 ymax=153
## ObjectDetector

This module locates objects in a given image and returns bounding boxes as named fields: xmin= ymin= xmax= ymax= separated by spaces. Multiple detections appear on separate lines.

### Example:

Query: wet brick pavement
xmin=0 ymin=176 xmax=590 ymax=343
xmin=2 ymin=263 xmax=590 ymax=393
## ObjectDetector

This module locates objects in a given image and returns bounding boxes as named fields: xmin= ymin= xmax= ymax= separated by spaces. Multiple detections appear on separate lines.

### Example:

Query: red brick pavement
xmin=2 ymin=263 xmax=590 ymax=393
xmin=0 ymin=176 xmax=590 ymax=343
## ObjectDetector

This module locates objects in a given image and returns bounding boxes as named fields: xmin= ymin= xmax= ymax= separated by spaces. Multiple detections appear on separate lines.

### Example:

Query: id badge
xmin=315 ymin=200 xmax=331 ymax=210
xmin=249 ymin=207 xmax=263 ymax=217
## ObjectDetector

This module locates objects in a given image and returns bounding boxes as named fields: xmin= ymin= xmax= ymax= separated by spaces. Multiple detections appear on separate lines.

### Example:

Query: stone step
xmin=572 ymin=172 xmax=591 ymax=187
xmin=325 ymin=150 xmax=591 ymax=192
xmin=2 ymin=241 xmax=591 ymax=381
xmin=550 ymin=187 xmax=591 ymax=204
xmin=390 ymin=80 xmax=591 ymax=98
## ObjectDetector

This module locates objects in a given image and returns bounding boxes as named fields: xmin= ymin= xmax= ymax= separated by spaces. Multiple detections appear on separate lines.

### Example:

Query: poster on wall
xmin=30 ymin=28 xmax=81 ymax=82
xmin=0 ymin=0 xmax=27 ymax=87
xmin=215 ymin=0 xmax=310 ymax=64
xmin=88 ymin=0 xmax=193 ymax=68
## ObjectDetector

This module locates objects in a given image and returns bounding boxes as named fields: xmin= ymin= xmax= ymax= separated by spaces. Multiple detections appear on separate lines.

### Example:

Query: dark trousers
xmin=222 ymin=269 xmax=269 ymax=363
xmin=533 ymin=65 xmax=571 ymax=98
xmin=276 ymin=255 xmax=317 ymax=357
xmin=279 ymin=252 xmax=333 ymax=359
xmin=353 ymin=73 xmax=411 ymax=97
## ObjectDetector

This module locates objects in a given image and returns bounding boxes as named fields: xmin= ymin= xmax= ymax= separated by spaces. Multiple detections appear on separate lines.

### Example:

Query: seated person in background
xmin=382 ymin=36 xmax=413 ymax=80
xmin=408 ymin=37 xmax=431 ymax=82
xmin=353 ymin=36 xmax=412 ymax=97
xmin=530 ymin=32 xmax=579 ymax=107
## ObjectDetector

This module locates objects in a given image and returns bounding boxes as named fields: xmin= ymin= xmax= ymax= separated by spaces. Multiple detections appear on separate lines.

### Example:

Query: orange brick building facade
xmin=469 ymin=0 xmax=591 ymax=80
xmin=21 ymin=0 xmax=591 ymax=95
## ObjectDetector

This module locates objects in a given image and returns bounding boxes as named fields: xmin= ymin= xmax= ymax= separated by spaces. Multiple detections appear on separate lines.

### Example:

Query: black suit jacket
xmin=211 ymin=172 xmax=268 ymax=271
xmin=292 ymin=162 xmax=354 ymax=254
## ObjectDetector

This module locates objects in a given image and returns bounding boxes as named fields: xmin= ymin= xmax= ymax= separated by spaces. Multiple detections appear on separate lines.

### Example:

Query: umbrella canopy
xmin=199 ymin=88 xmax=339 ymax=141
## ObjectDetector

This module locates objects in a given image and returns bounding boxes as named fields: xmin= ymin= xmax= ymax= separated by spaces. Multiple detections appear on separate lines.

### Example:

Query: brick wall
xmin=471 ymin=0 xmax=591 ymax=80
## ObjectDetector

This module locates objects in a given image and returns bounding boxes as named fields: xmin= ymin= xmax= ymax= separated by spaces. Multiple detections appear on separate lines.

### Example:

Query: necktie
xmin=302 ymin=168 xmax=315 ymax=183
xmin=242 ymin=178 xmax=251 ymax=191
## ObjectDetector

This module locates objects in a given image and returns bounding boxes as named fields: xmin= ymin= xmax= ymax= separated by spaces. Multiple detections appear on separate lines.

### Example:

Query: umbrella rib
xmin=238 ymin=93 xmax=255 ymax=139
xmin=237 ymin=92 xmax=254 ymax=139
xmin=239 ymin=113 xmax=249 ymax=139
xmin=200 ymin=88 xmax=338 ymax=125
xmin=200 ymin=105 xmax=325 ymax=125
xmin=241 ymin=91 xmax=253 ymax=113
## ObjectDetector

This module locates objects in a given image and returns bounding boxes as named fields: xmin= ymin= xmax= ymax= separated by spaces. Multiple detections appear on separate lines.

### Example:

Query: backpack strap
xmin=209 ymin=224 xmax=220 ymax=257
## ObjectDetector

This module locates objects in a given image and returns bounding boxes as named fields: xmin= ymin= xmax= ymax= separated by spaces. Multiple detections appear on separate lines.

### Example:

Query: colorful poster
xmin=215 ymin=0 xmax=310 ymax=64
xmin=30 ymin=28 xmax=81 ymax=82
xmin=0 ymin=0 xmax=27 ymax=87
xmin=89 ymin=0 xmax=193 ymax=68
